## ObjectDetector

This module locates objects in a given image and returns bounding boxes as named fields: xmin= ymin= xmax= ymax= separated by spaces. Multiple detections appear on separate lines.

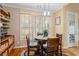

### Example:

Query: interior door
xmin=67 ymin=12 xmax=78 ymax=48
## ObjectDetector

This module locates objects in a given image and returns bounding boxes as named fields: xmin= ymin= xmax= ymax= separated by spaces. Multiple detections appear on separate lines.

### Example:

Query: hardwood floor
xmin=67 ymin=47 xmax=79 ymax=56
xmin=63 ymin=49 xmax=76 ymax=56
xmin=8 ymin=47 xmax=27 ymax=56
xmin=7 ymin=47 xmax=77 ymax=56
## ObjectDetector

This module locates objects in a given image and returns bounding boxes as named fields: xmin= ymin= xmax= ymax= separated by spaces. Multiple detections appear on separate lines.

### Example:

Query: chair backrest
xmin=56 ymin=34 xmax=62 ymax=40
xmin=56 ymin=34 xmax=62 ymax=44
xmin=56 ymin=34 xmax=62 ymax=55
xmin=26 ymin=34 xmax=30 ymax=47
xmin=47 ymin=38 xmax=60 ymax=48
xmin=47 ymin=38 xmax=60 ymax=55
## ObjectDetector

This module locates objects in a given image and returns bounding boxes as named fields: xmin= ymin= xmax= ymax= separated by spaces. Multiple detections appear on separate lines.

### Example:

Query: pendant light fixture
xmin=47 ymin=3 xmax=50 ymax=16
xmin=44 ymin=11 xmax=46 ymax=16
xmin=43 ymin=3 xmax=50 ymax=16
xmin=43 ymin=3 xmax=46 ymax=16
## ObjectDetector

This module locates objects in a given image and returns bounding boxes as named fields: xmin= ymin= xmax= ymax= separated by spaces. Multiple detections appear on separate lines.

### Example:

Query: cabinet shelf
xmin=1 ymin=22 xmax=9 ymax=25
xmin=1 ymin=26 xmax=10 ymax=29
xmin=1 ymin=17 xmax=10 ymax=22
xmin=0 ymin=41 xmax=14 ymax=55
xmin=3 ymin=23 xmax=9 ymax=26
xmin=0 ymin=39 xmax=8 ymax=45
xmin=0 ymin=5 xmax=13 ymax=56
xmin=0 ymin=8 xmax=10 ymax=17
xmin=0 ymin=35 xmax=14 ymax=56
xmin=0 ymin=45 xmax=8 ymax=55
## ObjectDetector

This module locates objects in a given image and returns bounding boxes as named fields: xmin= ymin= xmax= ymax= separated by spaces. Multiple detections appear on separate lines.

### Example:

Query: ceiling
xmin=3 ymin=3 xmax=68 ymax=12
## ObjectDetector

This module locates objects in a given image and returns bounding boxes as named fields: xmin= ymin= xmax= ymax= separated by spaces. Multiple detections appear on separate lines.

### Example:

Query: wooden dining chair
xmin=24 ymin=34 xmax=37 ymax=56
xmin=56 ymin=34 xmax=62 ymax=56
xmin=43 ymin=38 xmax=60 ymax=56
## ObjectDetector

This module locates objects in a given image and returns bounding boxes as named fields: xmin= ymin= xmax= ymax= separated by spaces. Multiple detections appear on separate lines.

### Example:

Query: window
xmin=20 ymin=14 xmax=52 ymax=47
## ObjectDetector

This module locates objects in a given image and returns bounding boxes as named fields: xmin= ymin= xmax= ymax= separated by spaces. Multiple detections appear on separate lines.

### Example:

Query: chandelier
xmin=43 ymin=3 xmax=50 ymax=16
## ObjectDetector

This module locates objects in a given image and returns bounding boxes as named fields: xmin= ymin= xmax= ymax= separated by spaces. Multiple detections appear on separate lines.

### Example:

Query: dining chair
xmin=56 ymin=34 xmax=62 ymax=56
xmin=24 ymin=34 xmax=37 ymax=56
xmin=43 ymin=38 xmax=60 ymax=56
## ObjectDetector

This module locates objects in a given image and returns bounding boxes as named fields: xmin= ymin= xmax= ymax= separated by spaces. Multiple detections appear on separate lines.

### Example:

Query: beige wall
xmin=53 ymin=3 xmax=79 ymax=48
xmin=52 ymin=8 xmax=64 ymax=47
xmin=52 ymin=8 xmax=64 ymax=35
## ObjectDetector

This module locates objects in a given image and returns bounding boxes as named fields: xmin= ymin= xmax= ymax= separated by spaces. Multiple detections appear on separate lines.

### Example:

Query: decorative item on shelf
xmin=0 ymin=4 xmax=2 ymax=8
xmin=0 ymin=22 xmax=2 ymax=46
xmin=55 ymin=16 xmax=61 ymax=25
xmin=0 ymin=22 xmax=3 ymax=27
xmin=7 ymin=12 xmax=10 ymax=19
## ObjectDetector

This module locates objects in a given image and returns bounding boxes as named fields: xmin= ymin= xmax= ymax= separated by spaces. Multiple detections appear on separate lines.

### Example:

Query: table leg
xmin=40 ymin=43 xmax=43 ymax=56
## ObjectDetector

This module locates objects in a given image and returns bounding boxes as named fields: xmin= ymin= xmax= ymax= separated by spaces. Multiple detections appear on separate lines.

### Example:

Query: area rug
xmin=21 ymin=50 xmax=27 ymax=56
xmin=21 ymin=50 xmax=68 ymax=56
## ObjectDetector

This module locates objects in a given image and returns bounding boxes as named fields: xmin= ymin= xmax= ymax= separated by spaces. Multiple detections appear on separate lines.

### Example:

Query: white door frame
xmin=67 ymin=11 xmax=78 ymax=48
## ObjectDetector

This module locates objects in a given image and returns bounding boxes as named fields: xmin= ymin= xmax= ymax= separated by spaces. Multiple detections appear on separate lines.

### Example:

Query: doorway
xmin=67 ymin=12 xmax=78 ymax=48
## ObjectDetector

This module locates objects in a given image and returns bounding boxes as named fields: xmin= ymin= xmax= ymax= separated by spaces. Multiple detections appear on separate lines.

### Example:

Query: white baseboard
xmin=62 ymin=46 xmax=69 ymax=49
xmin=14 ymin=45 xmax=27 ymax=48
xmin=63 ymin=45 xmax=79 ymax=49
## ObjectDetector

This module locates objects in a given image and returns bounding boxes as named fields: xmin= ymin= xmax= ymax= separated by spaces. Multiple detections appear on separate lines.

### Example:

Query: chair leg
xmin=55 ymin=50 xmax=58 ymax=56
xmin=60 ymin=49 xmax=62 ymax=56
